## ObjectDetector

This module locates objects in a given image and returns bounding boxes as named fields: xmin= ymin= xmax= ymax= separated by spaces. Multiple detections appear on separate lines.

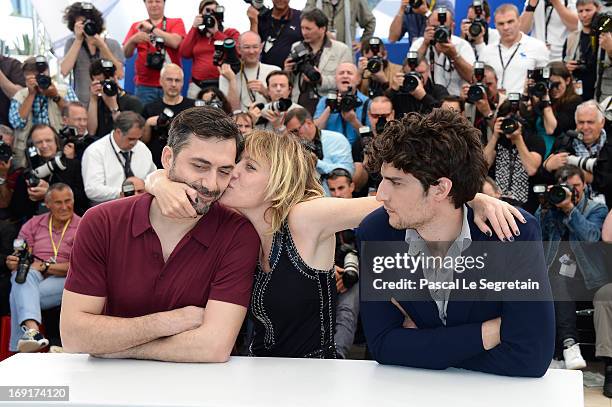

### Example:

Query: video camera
xmin=199 ymin=6 xmax=225 ymax=35
xmin=366 ymin=38 xmax=384 ymax=74
xmin=400 ymin=51 xmax=422 ymax=94
xmin=289 ymin=42 xmax=321 ymax=83
xmin=468 ymin=0 xmax=489 ymax=42
xmin=467 ymin=61 xmax=487 ymax=103
xmin=13 ymin=239 xmax=34 ymax=284
xmin=433 ymin=8 xmax=451 ymax=44
xmin=80 ymin=2 xmax=99 ymax=36
xmin=35 ymin=56 xmax=51 ymax=90
xmin=527 ymin=67 xmax=551 ymax=98
xmin=146 ymin=37 xmax=166 ymax=71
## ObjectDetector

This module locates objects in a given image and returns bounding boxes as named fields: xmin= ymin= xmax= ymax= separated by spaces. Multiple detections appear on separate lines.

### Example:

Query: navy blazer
xmin=357 ymin=206 xmax=555 ymax=378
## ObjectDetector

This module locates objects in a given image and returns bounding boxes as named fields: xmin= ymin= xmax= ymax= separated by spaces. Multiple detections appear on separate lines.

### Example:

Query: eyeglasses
xmin=288 ymin=121 xmax=307 ymax=135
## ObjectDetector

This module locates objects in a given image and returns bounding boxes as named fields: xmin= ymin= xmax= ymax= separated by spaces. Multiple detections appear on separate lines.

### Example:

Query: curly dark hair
xmin=63 ymin=2 xmax=105 ymax=35
xmin=367 ymin=108 xmax=488 ymax=208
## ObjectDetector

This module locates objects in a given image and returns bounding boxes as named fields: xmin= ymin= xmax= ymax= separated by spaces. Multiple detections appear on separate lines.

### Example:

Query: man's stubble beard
xmin=168 ymin=164 xmax=222 ymax=216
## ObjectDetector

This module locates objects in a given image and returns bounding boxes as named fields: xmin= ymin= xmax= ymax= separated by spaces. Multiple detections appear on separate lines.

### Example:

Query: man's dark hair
xmin=442 ymin=95 xmax=465 ymax=112
xmin=556 ymin=165 xmax=585 ymax=184
xmin=62 ymin=101 xmax=87 ymax=118
xmin=113 ymin=111 xmax=145 ymax=134
xmin=301 ymin=8 xmax=329 ymax=28
xmin=167 ymin=106 xmax=243 ymax=159
xmin=63 ymin=2 xmax=105 ymax=35
xmin=367 ymin=109 xmax=488 ymax=208
xmin=361 ymin=37 xmax=386 ymax=54
xmin=29 ymin=124 xmax=61 ymax=150
xmin=89 ymin=58 xmax=116 ymax=79
xmin=196 ymin=86 xmax=232 ymax=115
xmin=265 ymin=70 xmax=292 ymax=88
xmin=284 ymin=107 xmax=313 ymax=126
xmin=22 ymin=57 xmax=38 ymax=74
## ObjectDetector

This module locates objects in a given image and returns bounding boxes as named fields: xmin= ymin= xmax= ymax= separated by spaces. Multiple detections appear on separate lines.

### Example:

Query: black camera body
xmin=433 ymin=8 xmax=451 ymax=44
xmin=35 ymin=55 xmax=51 ymax=90
xmin=146 ymin=37 xmax=166 ymax=71
xmin=289 ymin=42 xmax=321 ymax=83
xmin=339 ymin=87 xmax=363 ymax=113
xmin=13 ymin=239 xmax=33 ymax=284
xmin=467 ymin=62 xmax=487 ymax=103
xmin=212 ymin=40 xmax=225 ymax=66
xmin=0 ymin=140 xmax=12 ymax=162
xmin=592 ymin=12 xmax=612 ymax=34
xmin=400 ymin=51 xmax=421 ymax=94
xmin=468 ymin=0 xmax=489 ymax=41
xmin=366 ymin=37 xmax=384 ymax=74
xmin=81 ymin=2 xmax=98 ymax=36
xmin=534 ymin=183 xmax=576 ymax=208
xmin=157 ymin=108 xmax=175 ymax=128
xmin=199 ymin=6 xmax=225 ymax=35
xmin=527 ymin=67 xmax=551 ymax=98
xmin=265 ymin=97 xmax=292 ymax=112
xmin=59 ymin=126 xmax=82 ymax=146
xmin=100 ymin=59 xmax=118 ymax=97
xmin=499 ymin=93 xmax=522 ymax=135
xmin=243 ymin=0 xmax=269 ymax=14
xmin=213 ymin=38 xmax=241 ymax=74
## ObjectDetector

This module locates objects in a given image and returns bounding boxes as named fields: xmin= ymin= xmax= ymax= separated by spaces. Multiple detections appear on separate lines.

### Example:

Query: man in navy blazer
xmin=357 ymin=108 xmax=555 ymax=378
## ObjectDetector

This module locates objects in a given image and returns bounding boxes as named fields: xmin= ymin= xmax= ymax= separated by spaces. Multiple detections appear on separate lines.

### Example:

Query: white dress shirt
xmin=219 ymin=62 xmax=280 ymax=111
xmin=410 ymin=35 xmax=476 ymax=97
xmin=523 ymin=0 xmax=577 ymax=61
xmin=81 ymin=132 xmax=157 ymax=205
xmin=479 ymin=32 xmax=550 ymax=94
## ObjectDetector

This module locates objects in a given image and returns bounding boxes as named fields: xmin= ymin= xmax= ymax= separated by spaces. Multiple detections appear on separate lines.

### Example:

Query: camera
xmin=35 ymin=55 xmax=51 ymax=90
xmin=467 ymin=61 xmax=487 ymax=103
xmin=366 ymin=37 xmax=384 ymax=74
xmin=359 ymin=126 xmax=373 ymax=154
xmin=264 ymin=97 xmax=292 ymax=113
xmin=533 ymin=183 xmax=576 ymax=207
xmin=567 ymin=155 xmax=597 ymax=173
xmin=289 ymin=42 xmax=321 ymax=83
xmin=375 ymin=114 xmax=388 ymax=135
xmin=573 ymin=59 xmax=587 ymax=75
xmin=400 ymin=51 xmax=422 ymax=94
xmin=146 ymin=37 xmax=166 ymax=71
xmin=342 ymin=250 xmax=359 ymax=290
xmin=339 ymin=87 xmax=363 ymax=113
xmin=157 ymin=108 xmax=175 ymax=128
xmin=59 ymin=126 xmax=81 ymax=146
xmin=100 ymin=60 xmax=118 ymax=97
xmin=80 ymin=2 xmax=98 ymax=36
xmin=218 ymin=38 xmax=242 ymax=74
xmin=212 ymin=40 xmax=225 ymax=66
xmin=13 ymin=239 xmax=33 ymax=285
xmin=326 ymin=92 xmax=339 ymax=113
xmin=468 ymin=0 xmax=488 ymax=40
xmin=199 ymin=6 xmax=225 ymax=35
xmin=592 ymin=12 xmax=612 ymax=34
xmin=527 ymin=67 xmax=551 ymax=98
xmin=243 ymin=0 xmax=269 ymax=14
xmin=499 ymin=93 xmax=521 ymax=135
xmin=0 ymin=139 xmax=12 ymax=162
xmin=122 ymin=180 xmax=135 ymax=197
xmin=433 ymin=8 xmax=451 ymax=44
xmin=31 ymin=154 xmax=68 ymax=179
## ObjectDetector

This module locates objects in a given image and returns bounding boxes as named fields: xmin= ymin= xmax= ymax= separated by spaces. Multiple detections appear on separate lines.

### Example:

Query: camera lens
xmin=467 ymin=84 xmax=485 ymax=103
xmin=548 ymin=185 xmax=569 ymax=205
xmin=401 ymin=73 xmax=419 ymax=93
xmin=501 ymin=117 xmax=519 ymax=134
xmin=36 ymin=74 xmax=51 ymax=90
xmin=367 ymin=58 xmax=382 ymax=73
xmin=84 ymin=20 xmax=97 ymax=36
xmin=469 ymin=21 xmax=483 ymax=37
xmin=102 ymin=79 xmax=118 ymax=97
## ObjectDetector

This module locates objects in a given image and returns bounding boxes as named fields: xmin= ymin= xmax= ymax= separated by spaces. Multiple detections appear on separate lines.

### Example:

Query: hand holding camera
xmin=26 ymin=178 xmax=49 ymax=202
xmin=146 ymin=37 xmax=166 ymax=71
xmin=74 ymin=20 xmax=86 ymax=41
xmin=192 ymin=14 xmax=204 ymax=29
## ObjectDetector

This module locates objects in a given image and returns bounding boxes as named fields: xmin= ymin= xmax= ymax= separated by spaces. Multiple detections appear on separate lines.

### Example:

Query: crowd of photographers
xmin=0 ymin=0 xmax=612 ymax=395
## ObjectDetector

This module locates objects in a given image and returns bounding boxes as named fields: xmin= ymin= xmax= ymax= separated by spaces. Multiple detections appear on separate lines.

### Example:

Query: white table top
xmin=0 ymin=354 xmax=583 ymax=407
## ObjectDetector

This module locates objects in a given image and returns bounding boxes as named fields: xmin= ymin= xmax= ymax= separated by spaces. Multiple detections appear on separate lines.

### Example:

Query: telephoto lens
xmin=13 ymin=239 xmax=33 ymax=285
xmin=157 ymin=108 xmax=175 ymax=127
xmin=268 ymin=98 xmax=292 ymax=112
xmin=223 ymin=39 xmax=242 ymax=74
xmin=342 ymin=251 xmax=360 ymax=290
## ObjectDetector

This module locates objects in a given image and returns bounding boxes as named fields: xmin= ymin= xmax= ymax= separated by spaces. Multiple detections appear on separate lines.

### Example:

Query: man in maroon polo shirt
xmin=60 ymin=106 xmax=259 ymax=362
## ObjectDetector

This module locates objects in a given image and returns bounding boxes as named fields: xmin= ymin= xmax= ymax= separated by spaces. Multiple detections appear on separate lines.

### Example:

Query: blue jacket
xmin=536 ymin=195 xmax=610 ymax=290
xmin=357 ymin=207 xmax=555 ymax=378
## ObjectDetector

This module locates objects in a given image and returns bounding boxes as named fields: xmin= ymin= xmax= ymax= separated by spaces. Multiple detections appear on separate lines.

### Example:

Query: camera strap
xmin=81 ymin=40 xmax=101 ymax=61
xmin=544 ymin=5 xmax=554 ymax=46
xmin=264 ymin=9 xmax=291 ymax=53
xmin=109 ymin=135 xmax=134 ymax=179
xmin=498 ymin=42 xmax=521 ymax=89
xmin=240 ymin=64 xmax=261 ymax=104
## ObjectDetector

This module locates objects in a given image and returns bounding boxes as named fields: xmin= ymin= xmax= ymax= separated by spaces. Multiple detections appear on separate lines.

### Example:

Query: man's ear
xmin=161 ymin=146 xmax=174 ymax=170
xmin=431 ymin=177 xmax=453 ymax=202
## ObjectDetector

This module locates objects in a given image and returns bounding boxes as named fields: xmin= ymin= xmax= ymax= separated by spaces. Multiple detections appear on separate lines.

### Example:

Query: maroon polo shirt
xmin=65 ymin=193 xmax=259 ymax=317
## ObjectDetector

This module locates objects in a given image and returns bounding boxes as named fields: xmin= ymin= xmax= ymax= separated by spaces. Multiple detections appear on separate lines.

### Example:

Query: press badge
xmin=559 ymin=254 xmax=577 ymax=278
xmin=264 ymin=37 xmax=274 ymax=54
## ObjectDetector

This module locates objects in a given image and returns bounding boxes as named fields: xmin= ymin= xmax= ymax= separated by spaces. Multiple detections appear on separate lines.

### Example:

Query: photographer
xmin=9 ymin=57 xmax=79 ymax=169
xmin=387 ymin=53 xmax=449 ymax=118
xmin=480 ymin=4 xmax=549 ymax=94
xmin=61 ymin=102 xmax=95 ymax=161
xmin=123 ymin=0 xmax=186 ymax=105
xmin=520 ymin=0 xmax=578 ymax=61
xmin=357 ymin=37 xmax=402 ymax=99
xmin=536 ymin=165 xmax=608 ymax=371
xmin=179 ymin=0 xmax=239 ymax=97
xmin=5 ymin=183 xmax=80 ymax=353
xmin=196 ymin=86 xmax=232 ymax=115
xmin=563 ymin=0 xmax=602 ymax=101
xmin=314 ymin=63 xmax=370 ymax=145
xmin=327 ymin=168 xmax=360 ymax=358
xmin=250 ymin=71 xmax=301 ymax=131
xmin=219 ymin=31 xmax=280 ymax=112
xmin=459 ymin=0 xmax=500 ymax=58
xmin=410 ymin=7 xmax=476 ymax=97
xmin=0 ymin=126 xmax=21 ymax=289
xmin=542 ymin=100 xmax=606 ymax=200
xmin=484 ymin=96 xmax=545 ymax=212
xmin=285 ymin=107 xmax=354 ymax=195
xmin=284 ymin=8 xmax=352 ymax=115
xmin=388 ymin=0 xmax=454 ymax=47
xmin=60 ymin=2 xmax=124 ymax=104
xmin=142 ymin=64 xmax=195 ymax=168
xmin=248 ymin=0 xmax=303 ymax=68
xmin=0 ymin=54 xmax=25 ymax=127
xmin=462 ymin=63 xmax=503 ymax=145
xmin=232 ymin=111 xmax=254 ymax=136
xmin=87 ymin=59 xmax=143 ymax=141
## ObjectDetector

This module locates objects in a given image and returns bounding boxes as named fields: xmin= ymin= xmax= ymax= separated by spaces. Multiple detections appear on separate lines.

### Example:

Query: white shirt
xmin=410 ymin=35 xmax=476 ymax=97
xmin=81 ymin=132 xmax=157 ymax=205
xmin=473 ymin=28 xmax=501 ymax=59
xmin=523 ymin=0 xmax=577 ymax=61
xmin=479 ymin=32 xmax=550 ymax=94
xmin=219 ymin=62 xmax=280 ymax=111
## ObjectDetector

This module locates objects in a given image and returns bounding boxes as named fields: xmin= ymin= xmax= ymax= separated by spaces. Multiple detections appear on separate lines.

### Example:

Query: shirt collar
xmin=131 ymin=193 xmax=221 ymax=248
xmin=109 ymin=131 xmax=130 ymax=154
xmin=404 ymin=205 xmax=472 ymax=256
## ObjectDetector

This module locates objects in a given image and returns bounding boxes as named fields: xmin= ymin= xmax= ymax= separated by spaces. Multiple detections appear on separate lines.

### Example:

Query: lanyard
xmin=48 ymin=216 xmax=71 ymax=262
xmin=498 ymin=42 xmax=521 ymax=89
xmin=109 ymin=135 xmax=132 ymax=179
xmin=240 ymin=64 xmax=261 ymax=104
xmin=544 ymin=5 xmax=553 ymax=45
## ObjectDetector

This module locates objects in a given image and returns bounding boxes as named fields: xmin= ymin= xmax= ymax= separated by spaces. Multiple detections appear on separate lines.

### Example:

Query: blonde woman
xmin=146 ymin=130 xmax=523 ymax=358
